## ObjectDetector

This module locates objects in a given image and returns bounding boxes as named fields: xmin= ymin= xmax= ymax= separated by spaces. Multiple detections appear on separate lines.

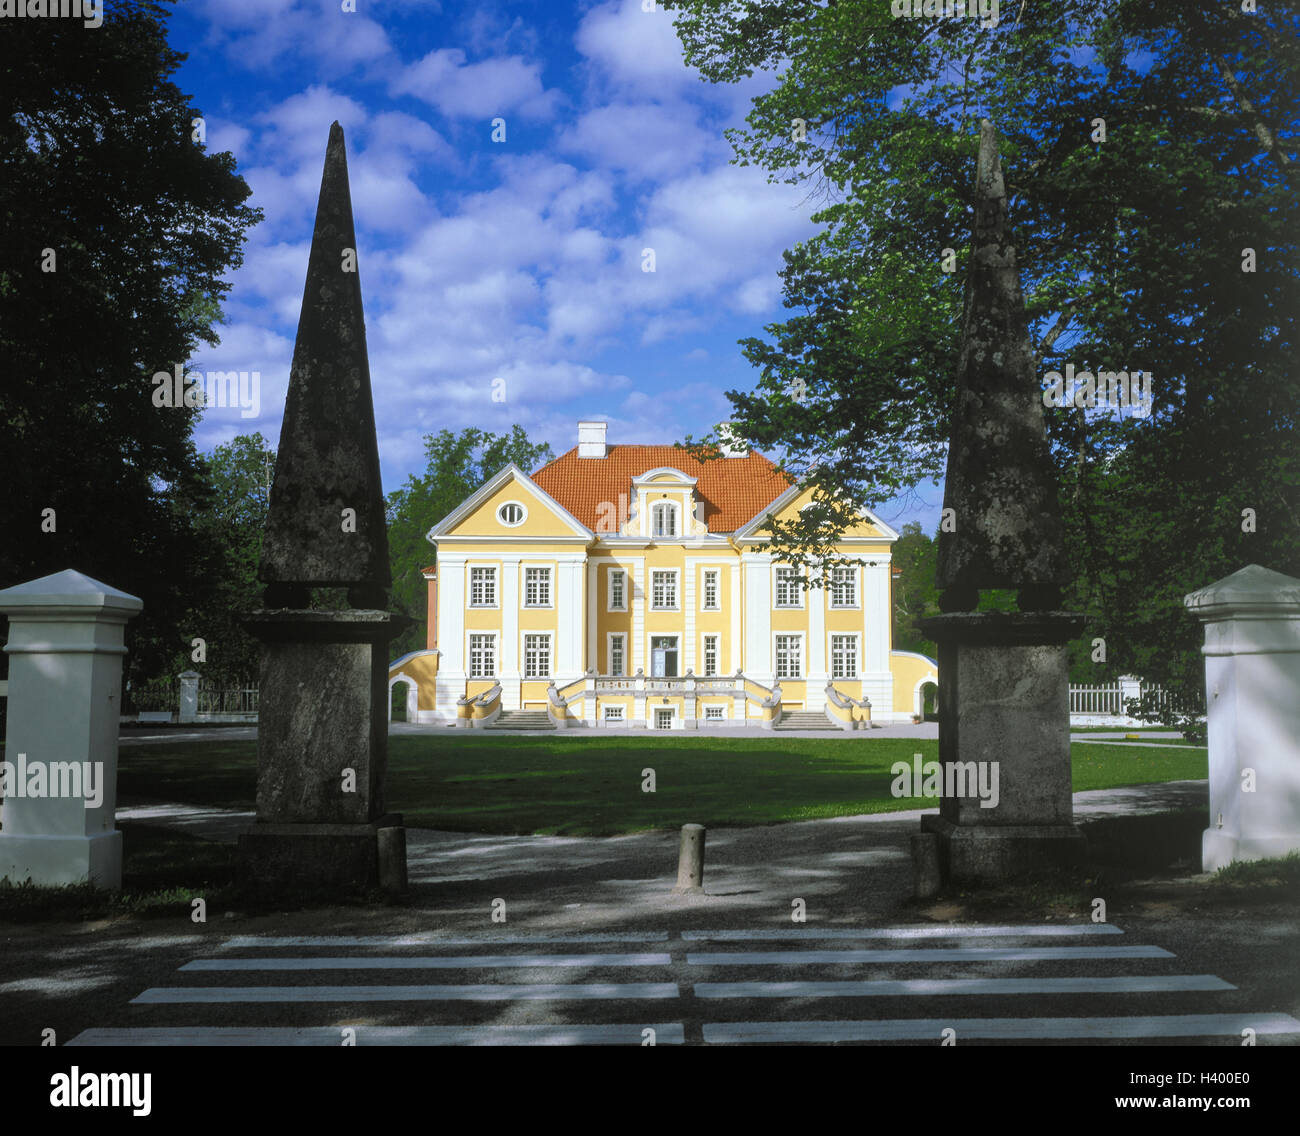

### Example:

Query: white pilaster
xmin=586 ymin=559 xmax=598 ymax=671
xmin=501 ymin=556 xmax=521 ymax=709
xmin=807 ymin=562 xmax=827 ymax=709
xmin=743 ymin=552 xmax=772 ymax=681
xmin=730 ymin=562 xmax=741 ymax=674
xmin=632 ymin=561 xmax=645 ymax=674
xmin=557 ymin=559 xmax=582 ymax=677
xmin=684 ymin=564 xmax=697 ymax=674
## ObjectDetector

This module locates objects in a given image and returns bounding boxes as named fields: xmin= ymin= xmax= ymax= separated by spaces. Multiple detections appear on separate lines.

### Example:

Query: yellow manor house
xmin=387 ymin=422 xmax=938 ymax=730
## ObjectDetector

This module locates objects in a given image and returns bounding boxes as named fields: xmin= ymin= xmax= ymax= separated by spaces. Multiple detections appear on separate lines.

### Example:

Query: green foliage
xmin=183 ymin=433 xmax=276 ymax=681
xmin=385 ymin=426 xmax=554 ymax=658
xmin=0 ymin=0 xmax=262 ymax=682
xmin=665 ymin=0 xmax=1299 ymax=714
xmin=891 ymin=522 xmax=939 ymax=654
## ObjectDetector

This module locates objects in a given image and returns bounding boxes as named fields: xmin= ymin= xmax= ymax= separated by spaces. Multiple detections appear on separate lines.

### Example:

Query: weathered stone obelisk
xmin=915 ymin=120 xmax=1086 ymax=885
xmin=237 ymin=122 xmax=411 ymax=894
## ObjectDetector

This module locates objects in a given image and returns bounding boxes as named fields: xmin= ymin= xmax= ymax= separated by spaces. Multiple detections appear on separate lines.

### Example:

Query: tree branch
xmin=1209 ymin=51 xmax=1299 ymax=187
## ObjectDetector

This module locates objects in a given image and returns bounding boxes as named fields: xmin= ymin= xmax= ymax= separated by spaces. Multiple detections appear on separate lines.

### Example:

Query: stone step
xmin=775 ymin=711 xmax=836 ymax=731
xmin=488 ymin=710 xmax=555 ymax=731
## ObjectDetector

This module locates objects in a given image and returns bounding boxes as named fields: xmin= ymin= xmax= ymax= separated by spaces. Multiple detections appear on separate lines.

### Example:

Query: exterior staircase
xmin=775 ymin=709 xmax=837 ymax=731
xmin=487 ymin=709 xmax=555 ymax=731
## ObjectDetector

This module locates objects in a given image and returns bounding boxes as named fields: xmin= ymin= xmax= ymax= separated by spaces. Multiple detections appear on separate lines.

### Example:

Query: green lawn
xmin=116 ymin=734 xmax=1208 ymax=837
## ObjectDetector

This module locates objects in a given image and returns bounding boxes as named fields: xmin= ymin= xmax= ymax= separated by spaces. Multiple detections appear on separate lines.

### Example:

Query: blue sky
xmin=171 ymin=0 xmax=943 ymax=534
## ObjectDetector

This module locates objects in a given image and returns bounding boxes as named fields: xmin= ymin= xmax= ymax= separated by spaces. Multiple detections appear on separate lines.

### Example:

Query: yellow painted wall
xmin=890 ymin=650 xmax=939 ymax=713
xmin=388 ymin=650 xmax=440 ymax=710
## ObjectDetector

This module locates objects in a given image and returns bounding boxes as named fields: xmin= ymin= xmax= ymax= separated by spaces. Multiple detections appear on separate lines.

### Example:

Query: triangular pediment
xmin=428 ymin=465 xmax=592 ymax=543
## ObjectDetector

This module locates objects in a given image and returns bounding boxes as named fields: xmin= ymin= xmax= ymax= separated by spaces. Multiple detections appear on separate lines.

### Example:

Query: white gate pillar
xmin=1186 ymin=565 xmax=1300 ymax=872
xmin=0 ymin=570 xmax=142 ymax=889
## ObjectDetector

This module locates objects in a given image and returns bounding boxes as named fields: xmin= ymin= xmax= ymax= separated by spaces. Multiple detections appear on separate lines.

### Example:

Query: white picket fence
xmin=1068 ymin=675 xmax=1197 ymax=726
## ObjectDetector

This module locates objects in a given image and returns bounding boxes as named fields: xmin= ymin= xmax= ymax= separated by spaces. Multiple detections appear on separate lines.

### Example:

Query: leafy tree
xmin=181 ymin=433 xmax=276 ymax=683
xmin=0 ymin=0 xmax=262 ymax=683
xmin=891 ymin=522 xmax=939 ymax=656
xmin=666 ymin=0 xmax=1299 ymax=732
xmin=385 ymin=427 xmax=555 ymax=658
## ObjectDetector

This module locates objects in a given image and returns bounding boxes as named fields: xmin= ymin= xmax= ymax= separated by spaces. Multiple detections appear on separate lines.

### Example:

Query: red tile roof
xmin=531 ymin=445 xmax=794 ymax=534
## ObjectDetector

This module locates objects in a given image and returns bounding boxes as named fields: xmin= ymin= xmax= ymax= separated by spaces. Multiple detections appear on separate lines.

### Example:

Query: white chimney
xmin=577 ymin=420 xmax=608 ymax=459
xmin=717 ymin=421 xmax=748 ymax=457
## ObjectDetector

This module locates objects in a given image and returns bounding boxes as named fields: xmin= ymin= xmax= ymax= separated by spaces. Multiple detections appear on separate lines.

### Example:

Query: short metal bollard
xmin=672 ymin=823 xmax=706 ymax=894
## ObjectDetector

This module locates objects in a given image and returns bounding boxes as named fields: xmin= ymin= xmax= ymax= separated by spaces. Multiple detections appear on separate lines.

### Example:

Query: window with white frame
xmin=831 ymin=634 xmax=859 ymax=679
xmin=497 ymin=502 xmax=525 ymax=526
xmin=524 ymin=566 xmax=551 ymax=606
xmin=774 ymin=566 xmax=802 ymax=607
xmin=830 ymin=566 xmax=857 ymax=607
xmin=609 ymin=634 xmax=626 ymax=677
xmin=705 ymin=705 xmax=725 ymax=720
xmin=523 ymin=633 xmax=551 ymax=678
xmin=775 ymin=634 xmax=802 ymax=679
xmin=702 ymin=569 xmax=719 ymax=610
xmin=469 ymin=634 xmax=496 ymax=678
xmin=651 ymin=570 xmax=677 ymax=609
xmin=608 ymin=568 xmax=626 ymax=611
xmin=469 ymin=566 xmax=496 ymax=606
xmin=604 ymin=705 xmax=625 ymax=722
xmin=651 ymin=501 xmax=677 ymax=538
xmin=702 ymin=634 xmax=719 ymax=677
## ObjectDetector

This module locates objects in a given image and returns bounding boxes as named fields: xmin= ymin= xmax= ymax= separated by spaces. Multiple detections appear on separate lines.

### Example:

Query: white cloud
xmin=557 ymin=101 xmax=720 ymax=180
xmin=390 ymin=48 xmax=558 ymax=120
xmin=575 ymin=0 xmax=695 ymax=92
xmin=193 ymin=0 xmax=393 ymax=72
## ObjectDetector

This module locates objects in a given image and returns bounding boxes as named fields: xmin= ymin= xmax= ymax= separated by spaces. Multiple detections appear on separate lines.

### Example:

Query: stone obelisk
xmin=238 ymin=122 xmax=411 ymax=894
xmin=915 ymin=121 xmax=1086 ymax=885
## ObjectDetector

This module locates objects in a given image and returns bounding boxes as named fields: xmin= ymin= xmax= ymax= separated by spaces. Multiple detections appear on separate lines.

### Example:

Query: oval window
xmin=498 ymin=502 xmax=525 ymax=526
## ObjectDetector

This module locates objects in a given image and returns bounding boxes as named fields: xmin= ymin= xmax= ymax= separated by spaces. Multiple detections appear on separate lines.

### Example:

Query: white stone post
xmin=1185 ymin=565 xmax=1300 ymax=872
xmin=0 ymin=570 xmax=142 ymax=889
xmin=178 ymin=669 xmax=200 ymax=723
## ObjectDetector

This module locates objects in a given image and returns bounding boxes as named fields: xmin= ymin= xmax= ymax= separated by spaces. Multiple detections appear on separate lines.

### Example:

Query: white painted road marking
xmin=682 ymin=925 xmax=1124 ymax=941
xmin=688 ymin=945 xmax=1173 ymax=965
xmin=131 ymin=983 xmax=681 ymax=1003
xmin=704 ymin=1013 xmax=1300 ymax=1043
xmin=219 ymin=933 xmax=670 ymax=949
xmin=182 ymin=953 xmax=673 ymax=971
xmin=66 ymin=1024 xmax=686 ymax=1046
xmin=695 ymin=975 xmax=1235 ymax=998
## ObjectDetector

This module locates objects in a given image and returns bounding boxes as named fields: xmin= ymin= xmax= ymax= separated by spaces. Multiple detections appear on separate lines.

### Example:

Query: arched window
xmin=651 ymin=501 xmax=677 ymax=538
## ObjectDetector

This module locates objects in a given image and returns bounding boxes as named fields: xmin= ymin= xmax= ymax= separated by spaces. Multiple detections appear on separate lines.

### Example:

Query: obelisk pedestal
xmin=237 ymin=611 xmax=408 ymax=892
xmin=918 ymin=611 xmax=1086 ymax=882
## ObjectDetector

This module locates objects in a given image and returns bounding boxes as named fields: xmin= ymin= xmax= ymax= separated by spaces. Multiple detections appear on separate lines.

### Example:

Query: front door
xmin=651 ymin=636 xmax=678 ymax=677
xmin=655 ymin=707 xmax=674 ymax=730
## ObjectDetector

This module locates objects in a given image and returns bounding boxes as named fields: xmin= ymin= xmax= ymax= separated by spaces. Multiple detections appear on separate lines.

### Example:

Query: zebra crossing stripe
xmin=219 ymin=933 xmax=670 ymax=949
xmin=65 ymin=1024 xmax=685 ymax=1046
xmin=682 ymin=925 xmax=1124 ymax=941
xmin=695 ymin=975 xmax=1235 ymax=998
xmin=130 ymin=983 xmax=680 ymax=1003
xmin=688 ymin=945 xmax=1172 ymax=965
xmin=704 ymin=1013 xmax=1300 ymax=1043
xmin=181 ymin=953 xmax=672 ymax=971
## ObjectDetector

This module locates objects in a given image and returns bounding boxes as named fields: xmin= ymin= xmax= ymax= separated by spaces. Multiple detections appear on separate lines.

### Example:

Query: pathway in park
xmin=63 ymin=922 xmax=1300 ymax=1046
